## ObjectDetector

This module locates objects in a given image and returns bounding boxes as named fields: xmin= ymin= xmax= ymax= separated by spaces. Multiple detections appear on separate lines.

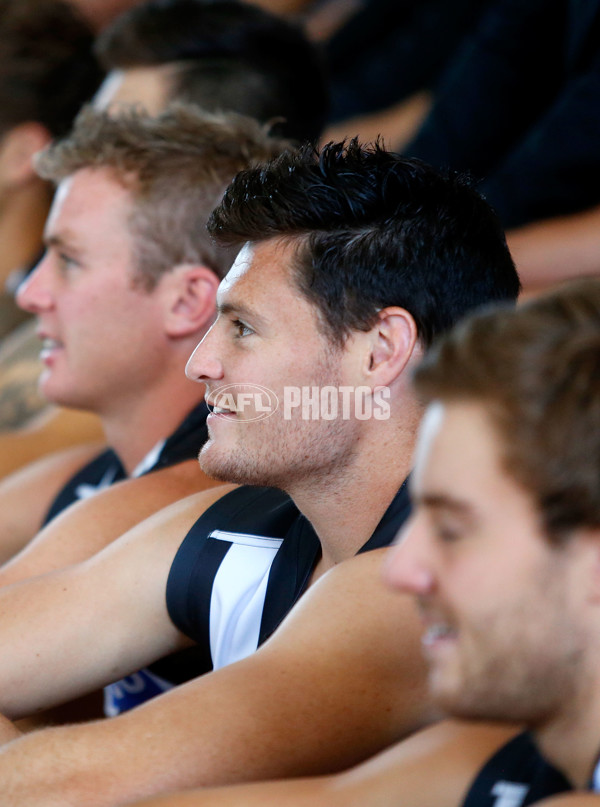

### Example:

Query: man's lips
xmin=418 ymin=603 xmax=458 ymax=650
xmin=39 ymin=336 xmax=63 ymax=359
xmin=421 ymin=622 xmax=457 ymax=647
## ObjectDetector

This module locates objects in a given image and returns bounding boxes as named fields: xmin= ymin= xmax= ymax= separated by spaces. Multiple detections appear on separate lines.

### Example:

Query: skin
xmin=129 ymin=396 xmax=600 ymax=807
xmin=0 ymin=165 xmax=219 ymax=563
xmin=188 ymin=237 xmax=423 ymax=572
xmin=322 ymin=91 xmax=433 ymax=153
xmin=0 ymin=237 xmax=432 ymax=805
xmin=0 ymin=440 xmax=104 ymax=564
xmin=94 ymin=66 xmax=177 ymax=117
xmin=66 ymin=0 xmax=145 ymax=31
xmin=386 ymin=400 xmax=600 ymax=789
xmin=0 ymin=121 xmax=106 ymax=472
xmin=506 ymin=206 xmax=600 ymax=297
xmin=0 ymin=507 xmax=432 ymax=806
xmin=133 ymin=720 xmax=519 ymax=807
xmin=0 ymin=407 xmax=105 ymax=479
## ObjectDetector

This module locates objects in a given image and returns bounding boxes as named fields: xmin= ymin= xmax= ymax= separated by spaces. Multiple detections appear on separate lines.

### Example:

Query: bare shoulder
xmin=252 ymin=546 xmax=435 ymax=747
xmin=0 ymin=440 xmax=105 ymax=497
xmin=326 ymin=720 xmax=522 ymax=807
xmin=0 ymin=406 xmax=105 ymax=477
xmin=275 ymin=548 xmax=416 ymax=647
xmin=0 ymin=441 xmax=106 ymax=565
xmin=0 ymin=478 xmax=238 ymax=585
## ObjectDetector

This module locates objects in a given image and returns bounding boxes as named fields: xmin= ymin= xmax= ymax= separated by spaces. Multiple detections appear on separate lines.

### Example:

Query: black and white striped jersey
xmin=462 ymin=732 xmax=572 ymax=807
xmin=103 ymin=480 xmax=411 ymax=716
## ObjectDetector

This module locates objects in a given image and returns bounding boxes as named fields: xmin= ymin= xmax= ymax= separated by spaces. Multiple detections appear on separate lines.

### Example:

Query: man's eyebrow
xmin=43 ymin=232 xmax=80 ymax=252
xmin=415 ymin=493 xmax=474 ymax=516
xmin=217 ymin=300 xmax=267 ymax=328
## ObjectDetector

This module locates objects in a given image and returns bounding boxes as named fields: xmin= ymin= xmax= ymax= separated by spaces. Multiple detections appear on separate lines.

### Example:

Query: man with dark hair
xmin=0 ymin=140 xmax=519 ymax=805
xmin=94 ymin=0 xmax=330 ymax=143
xmin=132 ymin=278 xmax=600 ymax=807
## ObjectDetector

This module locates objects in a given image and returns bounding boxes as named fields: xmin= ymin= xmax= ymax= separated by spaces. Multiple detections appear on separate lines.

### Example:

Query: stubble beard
xmin=432 ymin=600 xmax=584 ymax=727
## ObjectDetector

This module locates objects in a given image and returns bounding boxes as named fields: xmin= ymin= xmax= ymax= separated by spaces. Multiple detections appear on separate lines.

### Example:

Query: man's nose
xmin=185 ymin=325 xmax=224 ymax=383
xmin=15 ymin=255 xmax=53 ymax=314
xmin=382 ymin=515 xmax=436 ymax=597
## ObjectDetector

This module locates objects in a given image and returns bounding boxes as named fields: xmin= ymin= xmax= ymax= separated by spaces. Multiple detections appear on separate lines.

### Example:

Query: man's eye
xmin=58 ymin=253 xmax=79 ymax=270
xmin=232 ymin=319 xmax=253 ymax=338
xmin=434 ymin=523 xmax=462 ymax=543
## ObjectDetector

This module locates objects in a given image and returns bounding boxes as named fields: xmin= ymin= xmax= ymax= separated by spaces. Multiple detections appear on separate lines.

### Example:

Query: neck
xmin=289 ymin=413 xmax=417 ymax=571
xmin=99 ymin=374 xmax=205 ymax=475
xmin=534 ymin=663 xmax=600 ymax=789
xmin=0 ymin=180 xmax=51 ymax=287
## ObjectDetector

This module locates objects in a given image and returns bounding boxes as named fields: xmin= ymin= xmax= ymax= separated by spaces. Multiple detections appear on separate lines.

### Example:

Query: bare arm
xmin=0 ymin=407 xmax=105 ymax=477
xmin=0 ymin=442 xmax=104 ymax=564
xmin=129 ymin=721 xmax=521 ymax=807
xmin=0 ymin=549 xmax=435 ymax=806
xmin=322 ymin=92 xmax=432 ymax=153
xmin=0 ymin=486 xmax=231 ymax=719
xmin=0 ymin=714 xmax=20 ymax=746
xmin=0 ymin=460 xmax=222 ymax=585
xmin=507 ymin=205 xmax=600 ymax=296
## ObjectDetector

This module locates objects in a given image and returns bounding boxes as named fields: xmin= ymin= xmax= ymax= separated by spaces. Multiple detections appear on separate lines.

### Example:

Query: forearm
xmin=127 ymin=720 xmax=522 ymax=807
xmin=132 ymin=777 xmax=335 ymax=807
xmin=322 ymin=92 xmax=432 ymax=153
xmin=0 ymin=712 xmax=187 ymax=807
xmin=0 ymin=713 xmax=21 ymax=745
xmin=507 ymin=206 xmax=600 ymax=294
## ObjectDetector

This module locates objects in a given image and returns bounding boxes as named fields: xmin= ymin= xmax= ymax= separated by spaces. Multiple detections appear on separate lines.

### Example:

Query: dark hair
xmin=95 ymin=0 xmax=329 ymax=142
xmin=208 ymin=139 xmax=520 ymax=347
xmin=413 ymin=278 xmax=600 ymax=542
xmin=0 ymin=0 xmax=103 ymax=137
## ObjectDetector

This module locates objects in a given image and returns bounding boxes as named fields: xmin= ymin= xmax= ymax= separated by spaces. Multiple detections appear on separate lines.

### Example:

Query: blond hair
xmin=36 ymin=103 xmax=292 ymax=287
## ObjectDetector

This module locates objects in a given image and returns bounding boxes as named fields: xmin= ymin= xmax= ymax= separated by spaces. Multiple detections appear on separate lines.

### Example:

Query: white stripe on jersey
xmin=208 ymin=530 xmax=284 ymax=670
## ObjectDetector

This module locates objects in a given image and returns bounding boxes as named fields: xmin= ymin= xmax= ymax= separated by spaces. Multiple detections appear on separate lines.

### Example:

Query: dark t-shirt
xmin=407 ymin=0 xmax=600 ymax=227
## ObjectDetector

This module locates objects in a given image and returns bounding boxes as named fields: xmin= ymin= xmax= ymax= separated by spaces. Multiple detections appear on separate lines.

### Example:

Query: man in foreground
xmin=135 ymin=277 xmax=600 ymax=807
xmin=0 ymin=141 xmax=518 ymax=805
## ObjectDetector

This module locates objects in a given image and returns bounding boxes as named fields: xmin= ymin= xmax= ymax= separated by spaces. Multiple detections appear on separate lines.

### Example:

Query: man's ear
xmin=162 ymin=264 xmax=219 ymax=338
xmin=364 ymin=306 xmax=420 ymax=388
xmin=584 ymin=530 xmax=600 ymax=604
xmin=0 ymin=122 xmax=52 ymax=187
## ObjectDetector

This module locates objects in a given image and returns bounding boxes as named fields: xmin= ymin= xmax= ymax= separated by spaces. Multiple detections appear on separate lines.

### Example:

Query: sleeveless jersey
xmin=463 ymin=732 xmax=573 ymax=807
xmin=37 ymin=402 xmax=210 ymax=716
xmin=43 ymin=401 xmax=209 ymax=525
xmin=103 ymin=480 xmax=411 ymax=715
